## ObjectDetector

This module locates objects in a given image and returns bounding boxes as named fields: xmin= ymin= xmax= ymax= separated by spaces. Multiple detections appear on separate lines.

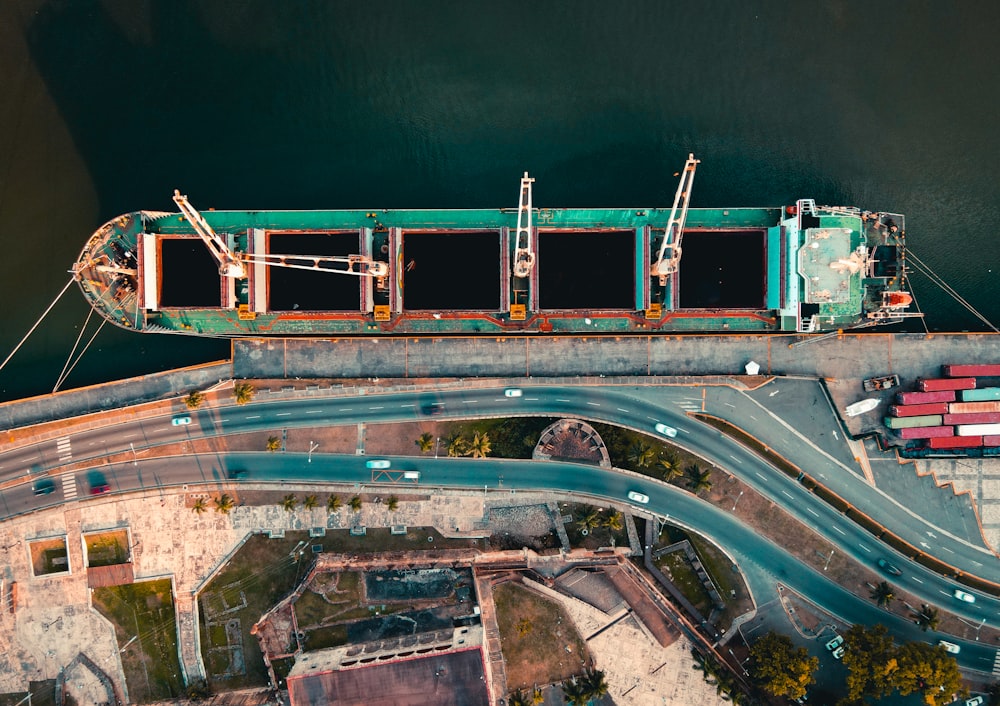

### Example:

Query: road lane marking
xmin=305 ymin=410 xmax=323 ymax=414
xmin=400 ymin=404 xmax=415 ymax=408
xmin=859 ymin=544 xmax=871 ymax=553
xmin=646 ymin=416 xmax=658 ymax=421
xmin=807 ymin=508 xmax=819 ymax=518
xmin=911 ymin=577 xmax=923 ymax=584
xmin=338 ymin=408 xmax=352 ymax=412
xmin=749 ymin=415 xmax=757 ymax=420
xmin=526 ymin=397 xmax=539 ymax=401
xmin=246 ymin=415 xmax=261 ymax=419
xmin=61 ymin=475 xmax=77 ymax=500
xmin=56 ymin=437 xmax=72 ymax=463
xmin=754 ymin=471 xmax=766 ymax=481
xmin=781 ymin=490 xmax=793 ymax=499
xmin=832 ymin=525 xmax=846 ymax=536
xmin=940 ymin=546 xmax=954 ymax=554
xmin=369 ymin=406 xmax=384 ymax=410
xmin=617 ymin=407 xmax=630 ymax=413
xmin=556 ymin=398 xmax=571 ymax=403
xmin=729 ymin=455 xmax=743 ymax=464
xmin=276 ymin=412 xmax=292 ymax=417
xmin=586 ymin=402 xmax=600 ymax=407
xmin=462 ymin=400 xmax=478 ymax=404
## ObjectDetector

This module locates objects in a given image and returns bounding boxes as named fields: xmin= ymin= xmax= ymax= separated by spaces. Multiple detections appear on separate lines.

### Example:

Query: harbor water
xmin=1 ymin=0 xmax=999 ymax=402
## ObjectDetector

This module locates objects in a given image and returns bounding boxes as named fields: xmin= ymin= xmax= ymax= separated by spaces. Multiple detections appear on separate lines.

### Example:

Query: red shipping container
xmin=943 ymin=364 xmax=1000 ymax=377
xmin=949 ymin=402 xmax=1000 ymax=414
xmin=898 ymin=426 xmax=957 ymax=439
xmin=943 ymin=412 xmax=1000 ymax=425
xmin=927 ymin=436 xmax=983 ymax=449
xmin=984 ymin=435 xmax=1000 ymax=446
xmin=896 ymin=390 xmax=956 ymax=405
xmin=919 ymin=378 xmax=976 ymax=392
xmin=889 ymin=403 xmax=950 ymax=417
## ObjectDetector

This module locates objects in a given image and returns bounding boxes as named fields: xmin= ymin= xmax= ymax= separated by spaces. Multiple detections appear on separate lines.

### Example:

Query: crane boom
xmin=172 ymin=190 xmax=387 ymax=279
xmin=512 ymin=172 xmax=535 ymax=279
xmin=652 ymin=153 xmax=699 ymax=279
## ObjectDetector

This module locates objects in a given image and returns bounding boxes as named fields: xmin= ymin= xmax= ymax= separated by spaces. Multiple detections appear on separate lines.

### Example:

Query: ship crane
xmin=511 ymin=172 xmax=535 ymax=278
xmin=651 ymin=153 xmax=699 ymax=283
xmin=171 ymin=190 xmax=388 ymax=279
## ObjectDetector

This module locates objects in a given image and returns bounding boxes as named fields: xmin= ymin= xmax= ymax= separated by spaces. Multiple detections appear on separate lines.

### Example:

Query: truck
xmin=863 ymin=374 xmax=899 ymax=392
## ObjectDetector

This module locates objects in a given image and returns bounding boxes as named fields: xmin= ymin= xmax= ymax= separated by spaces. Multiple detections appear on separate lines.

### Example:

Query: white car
xmin=654 ymin=422 xmax=677 ymax=437
xmin=627 ymin=490 xmax=649 ymax=504
xmin=365 ymin=459 xmax=391 ymax=469
xmin=953 ymin=589 xmax=976 ymax=603
xmin=966 ymin=695 xmax=985 ymax=706
xmin=938 ymin=640 xmax=960 ymax=654
xmin=172 ymin=416 xmax=192 ymax=426
xmin=504 ymin=388 xmax=523 ymax=397
xmin=825 ymin=635 xmax=843 ymax=652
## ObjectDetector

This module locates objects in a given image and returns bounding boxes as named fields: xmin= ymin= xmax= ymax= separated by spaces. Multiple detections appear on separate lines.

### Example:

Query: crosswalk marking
xmin=61 ymin=475 xmax=77 ymax=500
xmin=56 ymin=437 xmax=72 ymax=463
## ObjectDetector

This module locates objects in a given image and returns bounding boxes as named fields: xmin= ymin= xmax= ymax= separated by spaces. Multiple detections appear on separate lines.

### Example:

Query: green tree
xmin=561 ymin=677 xmax=587 ymax=706
xmin=183 ymin=390 xmax=205 ymax=410
xmin=386 ymin=495 xmax=399 ymax=512
xmin=628 ymin=441 xmax=656 ymax=468
xmin=749 ymin=631 xmax=818 ymax=700
xmin=327 ymin=494 xmax=342 ymax=513
xmin=516 ymin=618 xmax=533 ymax=636
xmin=915 ymin=604 xmax=939 ymax=632
xmin=349 ymin=494 xmax=363 ymax=512
xmin=508 ymin=690 xmax=531 ymax=706
xmin=580 ymin=667 xmax=609 ymax=701
xmin=531 ymin=687 xmax=544 ymax=705
xmin=185 ymin=678 xmax=212 ymax=700
xmin=281 ymin=494 xmax=298 ymax=512
xmin=686 ymin=465 xmax=714 ymax=494
xmin=891 ymin=641 xmax=965 ymax=706
xmin=233 ymin=382 xmax=256 ymax=405
xmin=467 ymin=431 xmax=492 ymax=458
xmin=576 ymin=506 xmax=603 ymax=532
xmin=604 ymin=510 xmax=624 ymax=532
xmin=191 ymin=497 xmax=208 ymax=515
xmin=870 ymin=581 xmax=895 ymax=609
xmin=658 ymin=452 xmax=683 ymax=482
xmin=842 ymin=624 xmax=898 ymax=702
xmin=303 ymin=494 xmax=318 ymax=511
xmin=447 ymin=434 xmax=468 ymax=457
xmin=266 ymin=435 xmax=281 ymax=452
xmin=415 ymin=432 xmax=434 ymax=453
xmin=214 ymin=494 xmax=235 ymax=515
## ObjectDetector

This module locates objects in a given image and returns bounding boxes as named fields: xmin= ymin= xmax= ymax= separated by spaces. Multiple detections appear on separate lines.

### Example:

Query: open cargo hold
xmin=961 ymin=387 xmax=1000 ymax=402
xmin=949 ymin=401 xmax=1000 ymax=414
xmin=943 ymin=364 xmax=1000 ymax=377
xmin=898 ymin=426 xmax=957 ymax=439
xmin=956 ymin=423 xmax=1000 ymax=437
xmin=943 ymin=412 xmax=1000 ymax=425
xmin=927 ymin=436 xmax=984 ymax=449
xmin=896 ymin=390 xmax=956 ymax=405
xmin=889 ymin=402 xmax=949 ymax=417
xmin=918 ymin=378 xmax=976 ymax=392
xmin=884 ymin=415 xmax=944 ymax=429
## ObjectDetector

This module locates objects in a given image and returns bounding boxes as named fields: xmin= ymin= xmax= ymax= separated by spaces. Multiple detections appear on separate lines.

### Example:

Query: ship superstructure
xmin=72 ymin=156 xmax=914 ymax=337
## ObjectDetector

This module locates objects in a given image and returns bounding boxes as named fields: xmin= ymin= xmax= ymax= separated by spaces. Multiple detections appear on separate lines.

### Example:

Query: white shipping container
xmin=956 ymin=423 xmax=1000 ymax=437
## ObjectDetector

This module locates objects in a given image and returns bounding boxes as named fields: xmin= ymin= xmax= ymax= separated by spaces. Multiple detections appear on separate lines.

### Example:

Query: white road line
xmin=462 ymin=400 xmax=478 ymax=404
xmin=400 ymin=404 xmax=415 ymax=408
xmin=120 ymin=433 xmax=136 ymax=439
xmin=61 ymin=475 xmax=77 ymax=500
xmin=526 ymin=397 xmax=539 ymax=401
xmin=556 ymin=398 xmax=571 ymax=403
xmin=938 ymin=589 xmax=950 ymax=596
xmin=369 ymin=406 xmax=384 ymax=410
xmin=781 ymin=490 xmax=793 ymax=499
xmin=646 ymin=416 xmax=658 ymax=421
xmin=276 ymin=412 xmax=292 ymax=417
xmin=754 ymin=471 xmax=766 ymax=481
xmin=305 ymin=410 xmax=323 ymax=414
xmin=832 ymin=525 xmax=846 ymax=536
xmin=246 ymin=415 xmax=261 ymax=419
xmin=807 ymin=508 xmax=819 ymax=518
xmin=749 ymin=415 xmax=757 ymax=420
xmin=617 ymin=407 xmax=630 ymax=413
xmin=587 ymin=402 xmax=600 ymax=407
xmin=218 ymin=418 xmax=229 ymax=423
xmin=858 ymin=544 xmax=871 ymax=553
xmin=729 ymin=455 xmax=743 ymax=464
xmin=940 ymin=546 xmax=954 ymax=554
xmin=339 ymin=408 xmax=352 ymax=412
xmin=912 ymin=577 xmax=923 ymax=584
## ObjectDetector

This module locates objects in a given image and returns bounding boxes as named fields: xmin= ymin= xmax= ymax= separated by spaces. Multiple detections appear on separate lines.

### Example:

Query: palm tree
xmin=281 ymin=494 xmax=298 ymax=512
xmin=508 ymin=690 xmax=531 ymax=706
xmin=628 ymin=441 xmax=656 ymax=468
xmin=581 ymin=667 xmax=609 ymax=701
xmin=604 ymin=510 xmax=624 ymax=532
xmin=870 ymin=580 xmax=894 ymax=609
xmin=415 ymin=432 xmax=434 ymax=453
xmin=386 ymin=495 xmax=399 ymax=512
xmin=530 ymin=687 xmax=544 ymax=705
xmin=303 ymin=494 xmax=318 ymax=511
xmin=266 ymin=435 xmax=281 ymax=452
xmin=191 ymin=497 xmax=208 ymax=514
xmin=658 ymin=452 xmax=683 ymax=482
xmin=516 ymin=617 xmax=533 ymax=636
xmin=214 ymin=494 xmax=235 ymax=514
xmin=232 ymin=382 xmax=256 ymax=405
xmin=327 ymin=494 xmax=342 ymax=513
xmin=467 ymin=431 xmax=492 ymax=458
xmin=916 ymin=604 xmax=939 ymax=631
xmin=576 ymin=506 xmax=602 ymax=532
xmin=447 ymin=434 xmax=468 ymax=457
xmin=686 ymin=464 xmax=713 ymax=494
xmin=561 ymin=677 xmax=587 ymax=706
xmin=183 ymin=390 xmax=205 ymax=410
xmin=349 ymin=494 xmax=363 ymax=512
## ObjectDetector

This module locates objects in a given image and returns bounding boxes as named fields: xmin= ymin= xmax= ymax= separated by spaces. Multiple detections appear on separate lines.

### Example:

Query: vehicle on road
xmin=403 ymin=471 xmax=421 ymax=480
xmin=504 ymin=388 xmax=523 ymax=397
xmin=832 ymin=645 xmax=845 ymax=659
xmin=366 ymin=459 xmax=391 ymax=469
xmin=938 ymin=640 xmax=960 ymax=654
xmin=33 ymin=479 xmax=56 ymax=495
xmin=954 ymin=589 xmax=976 ymax=603
xmin=90 ymin=483 xmax=111 ymax=495
xmin=627 ymin=490 xmax=649 ymax=504
xmin=825 ymin=635 xmax=843 ymax=652
xmin=228 ymin=469 xmax=248 ymax=479
xmin=421 ymin=402 xmax=443 ymax=416
xmin=654 ymin=422 xmax=677 ymax=437
xmin=965 ymin=695 xmax=984 ymax=706
xmin=172 ymin=416 xmax=192 ymax=426
xmin=877 ymin=558 xmax=902 ymax=576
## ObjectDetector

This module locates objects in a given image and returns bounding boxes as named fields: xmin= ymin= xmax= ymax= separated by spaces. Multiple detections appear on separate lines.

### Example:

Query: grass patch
xmin=494 ymin=582 xmax=589 ymax=690
xmin=655 ymin=552 xmax=714 ymax=615
xmin=449 ymin=417 xmax=558 ymax=458
xmin=303 ymin=624 xmax=349 ymax=651
xmin=92 ymin=579 xmax=183 ymax=703
xmin=85 ymin=529 xmax=130 ymax=567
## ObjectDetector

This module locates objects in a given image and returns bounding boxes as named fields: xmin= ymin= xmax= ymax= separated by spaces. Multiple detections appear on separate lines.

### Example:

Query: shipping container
xmin=889 ymin=403 xmax=950 ymax=417
xmin=898 ymin=426 xmax=957 ymax=439
xmin=884 ymin=415 xmax=945 ymax=429
xmin=961 ymin=387 xmax=1000 ymax=402
xmin=927 ymin=435 xmax=984 ymax=449
xmin=919 ymin=377 xmax=976 ymax=392
xmin=943 ymin=412 xmax=1000 ymax=425
xmin=956 ymin=423 xmax=1000 ymax=437
xmin=896 ymin=390 xmax=956 ymax=405
xmin=985 ymin=435 xmax=1000 ymax=447
xmin=943 ymin=364 xmax=1000 ymax=377
xmin=949 ymin=401 xmax=1000 ymax=414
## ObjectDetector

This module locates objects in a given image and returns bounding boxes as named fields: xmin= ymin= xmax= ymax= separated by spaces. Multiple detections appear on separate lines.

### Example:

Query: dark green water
xmin=1 ymin=1 xmax=999 ymax=401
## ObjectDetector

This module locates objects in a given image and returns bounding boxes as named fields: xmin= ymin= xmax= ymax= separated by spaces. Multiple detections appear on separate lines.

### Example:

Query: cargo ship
xmin=72 ymin=156 xmax=915 ymax=338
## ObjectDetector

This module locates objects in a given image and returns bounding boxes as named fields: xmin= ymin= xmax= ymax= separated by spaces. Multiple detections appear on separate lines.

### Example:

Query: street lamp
xmin=308 ymin=441 xmax=319 ymax=463
xmin=732 ymin=490 xmax=744 ymax=511
xmin=129 ymin=442 xmax=137 ymax=467
xmin=435 ymin=436 xmax=440 ymax=459
xmin=824 ymin=549 xmax=834 ymax=571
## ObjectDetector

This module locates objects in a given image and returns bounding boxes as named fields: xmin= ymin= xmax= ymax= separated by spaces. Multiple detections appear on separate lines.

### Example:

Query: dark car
xmin=228 ymin=469 xmax=248 ymax=479
xmin=33 ymin=479 xmax=56 ymax=496
xmin=877 ymin=558 xmax=902 ymax=576
xmin=421 ymin=402 xmax=444 ymax=416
